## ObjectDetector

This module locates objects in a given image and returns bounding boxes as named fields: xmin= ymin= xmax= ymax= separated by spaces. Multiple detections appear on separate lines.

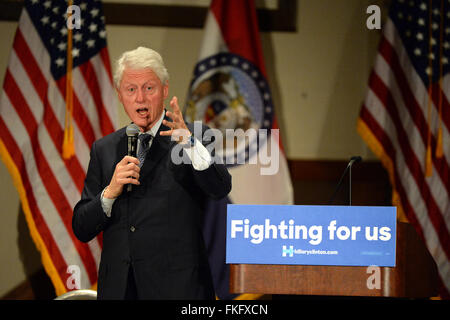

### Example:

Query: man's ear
xmin=116 ymin=86 xmax=123 ymax=104
xmin=163 ymin=81 xmax=169 ymax=100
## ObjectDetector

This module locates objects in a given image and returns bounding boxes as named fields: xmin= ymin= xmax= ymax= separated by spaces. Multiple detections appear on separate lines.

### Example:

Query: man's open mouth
xmin=137 ymin=107 xmax=148 ymax=116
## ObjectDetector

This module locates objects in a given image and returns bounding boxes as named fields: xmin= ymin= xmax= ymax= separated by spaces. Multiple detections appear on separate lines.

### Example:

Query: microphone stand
xmin=328 ymin=156 xmax=362 ymax=206
xmin=349 ymin=161 xmax=353 ymax=206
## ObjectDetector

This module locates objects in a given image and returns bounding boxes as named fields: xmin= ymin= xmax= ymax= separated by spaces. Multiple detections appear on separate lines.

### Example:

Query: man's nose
xmin=135 ymin=88 xmax=145 ymax=102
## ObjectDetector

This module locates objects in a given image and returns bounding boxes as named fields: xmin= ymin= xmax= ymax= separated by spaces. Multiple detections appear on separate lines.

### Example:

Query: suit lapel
xmin=116 ymin=128 xmax=128 ymax=166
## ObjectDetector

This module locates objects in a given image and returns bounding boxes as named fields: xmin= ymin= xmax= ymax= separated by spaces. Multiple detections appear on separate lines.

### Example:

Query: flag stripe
xmin=6 ymin=50 xmax=87 ymax=196
xmin=47 ymin=78 xmax=91 ymax=173
xmin=12 ymin=34 xmax=88 ymax=194
xmin=372 ymin=51 xmax=450 ymax=235
xmin=3 ymin=69 xmax=98 ymax=284
xmin=55 ymin=77 xmax=97 ymax=150
xmin=78 ymin=60 xmax=115 ymax=137
xmin=379 ymin=35 xmax=450 ymax=167
xmin=198 ymin=11 xmax=228 ymax=61
xmin=99 ymin=47 xmax=114 ymax=85
xmin=15 ymin=13 xmax=93 ymax=176
xmin=359 ymin=106 xmax=426 ymax=239
xmin=0 ymin=118 xmax=69 ymax=278
xmin=13 ymin=30 xmax=48 ymax=103
xmin=19 ymin=17 xmax=100 ymax=151
xmin=210 ymin=0 xmax=266 ymax=76
xmin=90 ymin=50 xmax=116 ymax=136
xmin=43 ymin=98 xmax=87 ymax=192
xmin=0 ymin=88 xmax=77 ymax=260
xmin=430 ymin=80 xmax=450 ymax=135
xmin=72 ymin=68 xmax=102 ymax=139
xmin=2 ymin=93 xmax=96 ymax=289
xmin=364 ymin=86 xmax=441 ymax=252
xmin=369 ymin=71 xmax=450 ymax=259
xmin=16 ymin=11 xmax=51 ymax=89
xmin=382 ymin=19 xmax=450 ymax=135
xmin=0 ymin=98 xmax=79 ymax=277
xmin=360 ymin=99 xmax=450 ymax=294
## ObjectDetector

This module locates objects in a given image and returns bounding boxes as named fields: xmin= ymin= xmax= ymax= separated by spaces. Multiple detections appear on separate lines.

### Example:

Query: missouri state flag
xmin=185 ymin=0 xmax=293 ymax=299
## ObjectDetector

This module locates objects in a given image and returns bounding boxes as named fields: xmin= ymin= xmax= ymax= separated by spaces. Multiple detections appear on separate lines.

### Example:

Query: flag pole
xmin=63 ymin=0 xmax=75 ymax=159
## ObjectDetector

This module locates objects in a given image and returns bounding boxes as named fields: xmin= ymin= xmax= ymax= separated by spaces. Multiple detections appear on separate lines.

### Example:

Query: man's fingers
xmin=118 ymin=169 xmax=139 ymax=179
xmin=126 ymin=162 xmax=140 ymax=172
xmin=162 ymin=119 xmax=176 ymax=129
xmin=160 ymin=128 xmax=190 ymax=136
xmin=162 ymin=100 xmax=190 ymax=143
xmin=119 ymin=177 xmax=140 ymax=185
xmin=120 ymin=155 xmax=140 ymax=166
xmin=159 ymin=129 xmax=173 ymax=136
xmin=170 ymin=96 xmax=180 ymax=113
xmin=165 ymin=110 xmax=180 ymax=123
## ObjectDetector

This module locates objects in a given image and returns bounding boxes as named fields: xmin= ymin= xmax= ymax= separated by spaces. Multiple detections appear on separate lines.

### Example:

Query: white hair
xmin=114 ymin=46 xmax=169 ymax=88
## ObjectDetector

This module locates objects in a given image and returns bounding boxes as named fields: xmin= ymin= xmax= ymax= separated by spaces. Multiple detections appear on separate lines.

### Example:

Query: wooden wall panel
xmin=0 ymin=0 xmax=297 ymax=32
xmin=288 ymin=159 xmax=391 ymax=206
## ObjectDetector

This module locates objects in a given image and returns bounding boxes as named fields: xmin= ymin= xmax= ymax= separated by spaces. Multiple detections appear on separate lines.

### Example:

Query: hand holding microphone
xmin=103 ymin=124 xmax=141 ymax=199
xmin=104 ymin=156 xmax=140 ymax=199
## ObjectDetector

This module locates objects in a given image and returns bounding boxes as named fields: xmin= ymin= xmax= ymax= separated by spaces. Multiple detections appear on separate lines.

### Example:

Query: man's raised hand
xmin=160 ymin=96 xmax=191 ymax=144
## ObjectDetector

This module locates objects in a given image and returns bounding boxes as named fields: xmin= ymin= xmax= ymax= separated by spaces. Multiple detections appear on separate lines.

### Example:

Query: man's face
xmin=117 ymin=68 xmax=168 ymax=132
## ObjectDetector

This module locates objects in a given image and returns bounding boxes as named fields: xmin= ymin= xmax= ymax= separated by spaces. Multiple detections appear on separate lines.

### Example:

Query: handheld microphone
xmin=126 ymin=123 xmax=140 ymax=192
xmin=327 ymin=156 xmax=362 ymax=205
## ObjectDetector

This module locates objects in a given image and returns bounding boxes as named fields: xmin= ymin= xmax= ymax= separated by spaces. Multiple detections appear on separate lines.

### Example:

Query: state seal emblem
xmin=185 ymin=52 xmax=274 ymax=166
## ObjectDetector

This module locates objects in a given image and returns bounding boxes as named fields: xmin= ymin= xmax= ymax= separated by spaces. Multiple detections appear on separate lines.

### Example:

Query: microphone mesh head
xmin=126 ymin=123 xmax=140 ymax=137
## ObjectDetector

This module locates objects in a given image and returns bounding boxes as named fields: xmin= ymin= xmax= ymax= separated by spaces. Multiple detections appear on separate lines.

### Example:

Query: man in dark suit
xmin=72 ymin=47 xmax=231 ymax=300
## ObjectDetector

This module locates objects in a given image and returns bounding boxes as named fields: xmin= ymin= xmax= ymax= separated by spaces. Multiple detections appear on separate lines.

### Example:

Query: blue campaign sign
xmin=226 ymin=205 xmax=397 ymax=267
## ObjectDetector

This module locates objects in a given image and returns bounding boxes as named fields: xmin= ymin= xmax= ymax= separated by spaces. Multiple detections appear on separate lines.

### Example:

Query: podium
xmin=229 ymin=222 xmax=438 ymax=298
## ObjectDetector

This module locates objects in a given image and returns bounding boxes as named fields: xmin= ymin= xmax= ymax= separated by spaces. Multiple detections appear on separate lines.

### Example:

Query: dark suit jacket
xmin=72 ymin=119 xmax=231 ymax=299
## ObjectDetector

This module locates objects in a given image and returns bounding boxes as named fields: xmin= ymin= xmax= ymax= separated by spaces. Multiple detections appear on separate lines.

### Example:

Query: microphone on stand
xmin=327 ymin=156 xmax=362 ymax=206
xmin=126 ymin=123 xmax=140 ymax=192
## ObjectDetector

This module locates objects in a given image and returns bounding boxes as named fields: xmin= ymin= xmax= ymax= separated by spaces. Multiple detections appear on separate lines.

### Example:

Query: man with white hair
xmin=72 ymin=47 xmax=231 ymax=300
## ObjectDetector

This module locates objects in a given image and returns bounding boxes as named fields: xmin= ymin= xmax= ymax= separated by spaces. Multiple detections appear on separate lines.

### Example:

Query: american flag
xmin=358 ymin=0 xmax=449 ymax=298
xmin=0 ymin=0 xmax=117 ymax=295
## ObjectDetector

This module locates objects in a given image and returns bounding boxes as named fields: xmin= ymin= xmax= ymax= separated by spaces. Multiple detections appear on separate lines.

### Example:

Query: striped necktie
xmin=137 ymin=133 xmax=152 ymax=167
